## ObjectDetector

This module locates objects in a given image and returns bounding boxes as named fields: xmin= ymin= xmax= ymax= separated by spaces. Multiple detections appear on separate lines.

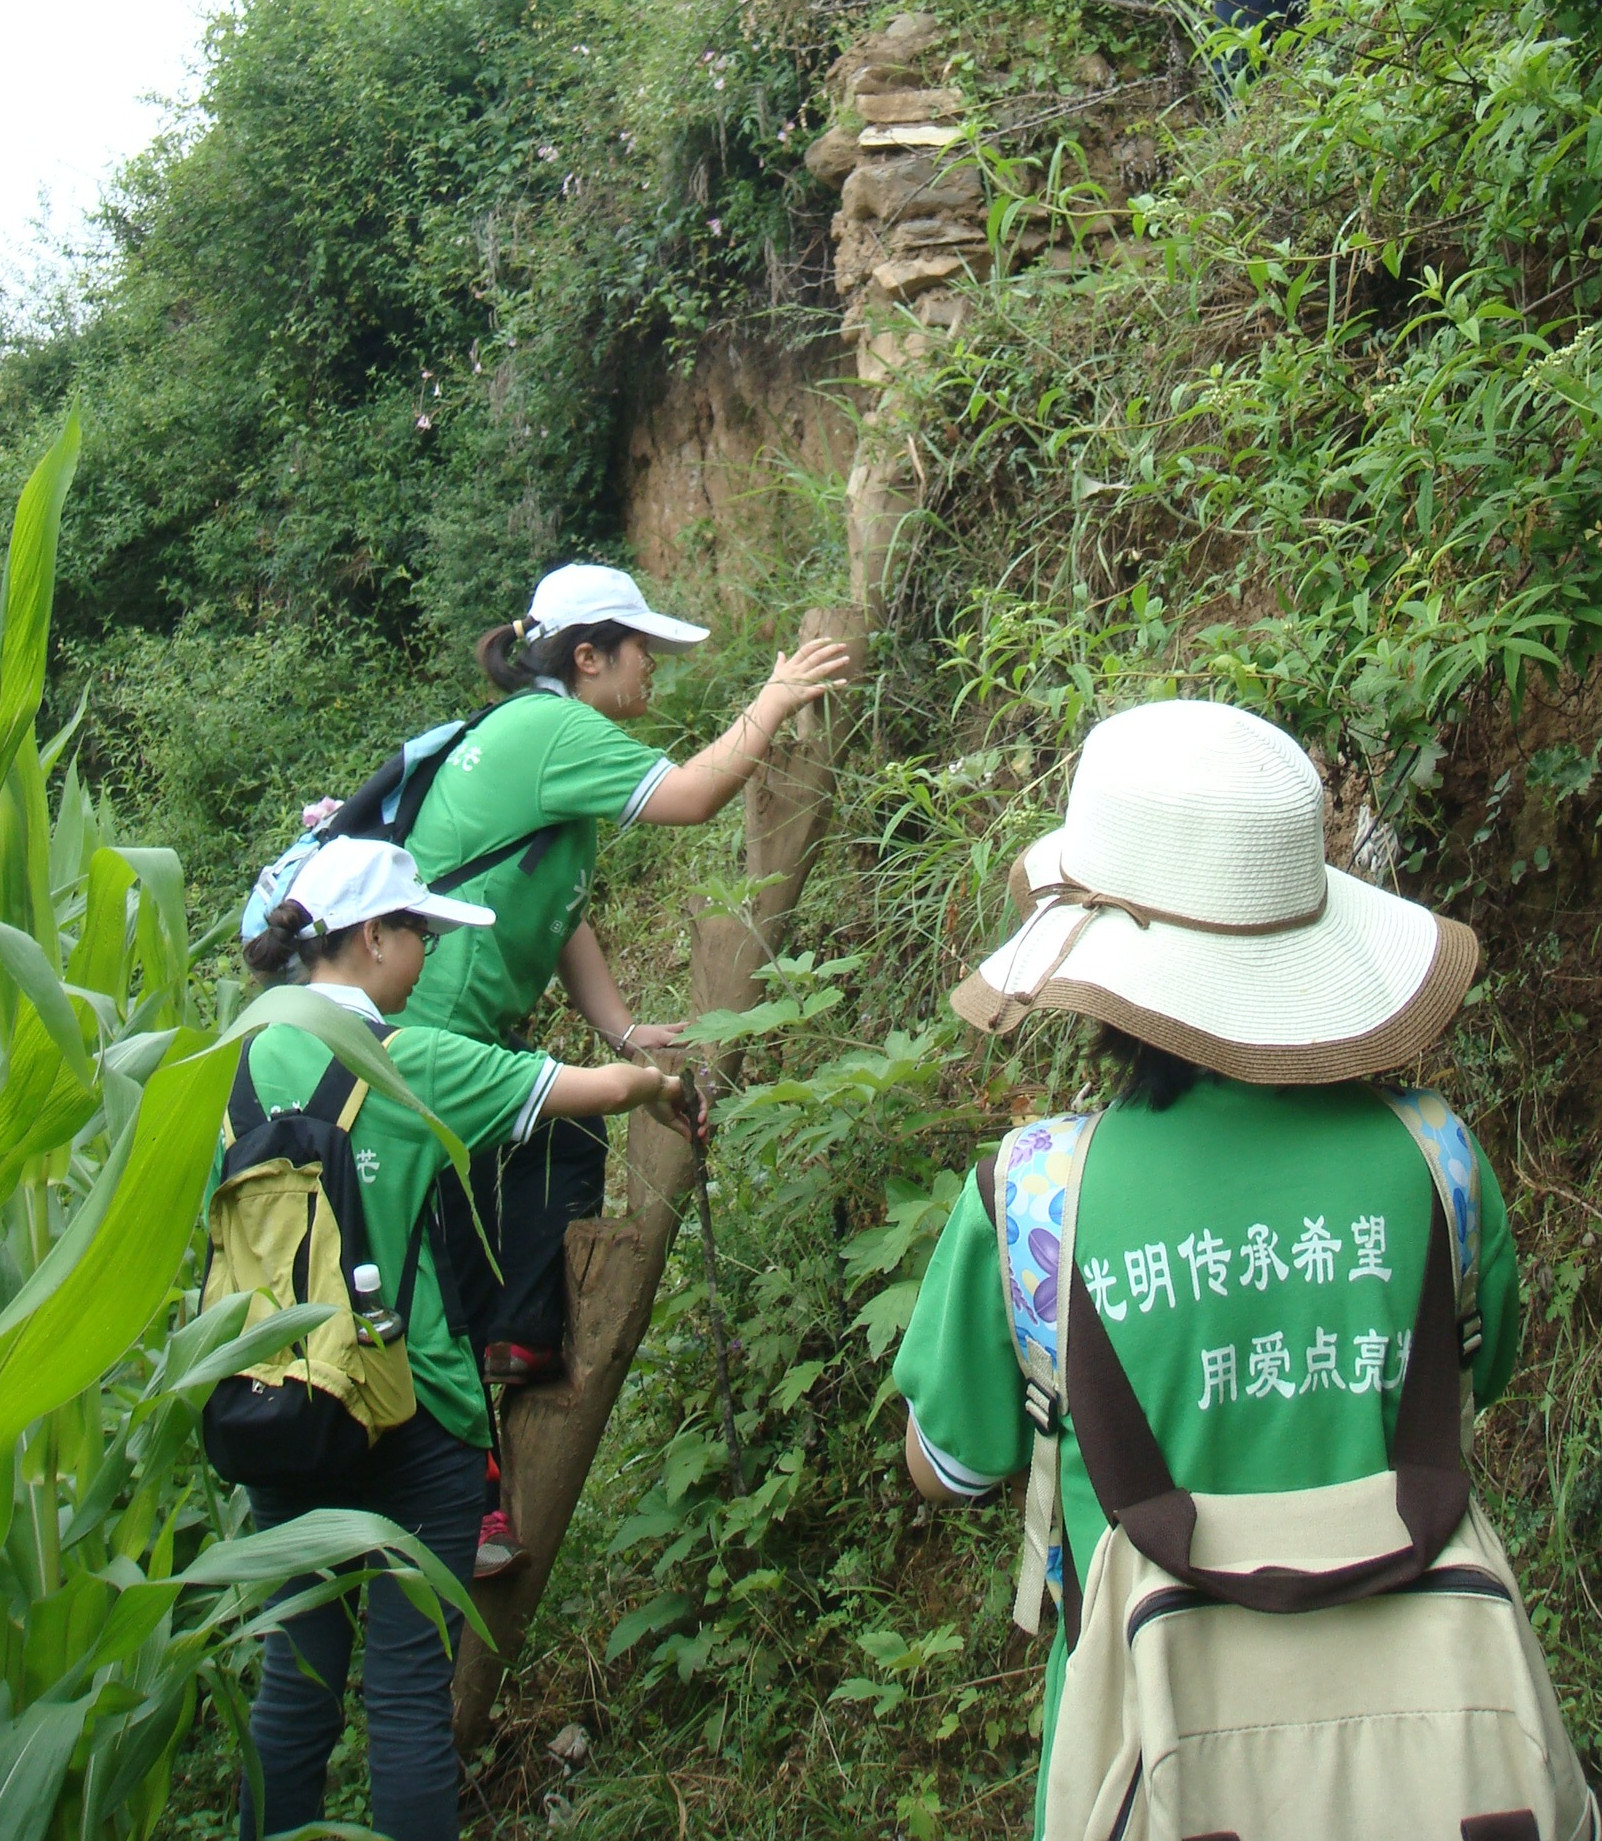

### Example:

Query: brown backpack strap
xmin=1069 ymin=1194 xmax=1468 ymax=1613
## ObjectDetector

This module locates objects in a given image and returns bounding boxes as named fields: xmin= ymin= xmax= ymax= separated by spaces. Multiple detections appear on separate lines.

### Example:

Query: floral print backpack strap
xmin=993 ymin=1111 xmax=1104 ymax=1635
xmin=1378 ymin=1087 xmax=1482 ymax=1454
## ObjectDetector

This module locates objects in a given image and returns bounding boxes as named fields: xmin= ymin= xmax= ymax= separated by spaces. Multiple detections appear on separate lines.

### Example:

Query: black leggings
xmin=239 ymin=1409 xmax=482 ymax=1841
xmin=436 ymin=1114 xmax=608 ymax=1356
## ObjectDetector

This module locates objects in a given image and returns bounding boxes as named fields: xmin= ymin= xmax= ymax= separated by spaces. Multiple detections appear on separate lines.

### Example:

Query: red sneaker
xmin=475 ymin=1509 xmax=529 ymax=1581
xmin=483 ymin=1341 xmax=563 ymax=1385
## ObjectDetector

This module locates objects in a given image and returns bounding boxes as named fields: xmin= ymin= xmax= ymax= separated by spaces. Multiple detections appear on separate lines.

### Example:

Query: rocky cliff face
xmin=615 ymin=12 xmax=1177 ymax=618
xmin=805 ymin=13 xmax=1175 ymax=354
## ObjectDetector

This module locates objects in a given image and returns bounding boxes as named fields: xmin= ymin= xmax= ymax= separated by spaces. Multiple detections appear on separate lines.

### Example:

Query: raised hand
xmin=761 ymin=637 xmax=854 ymax=721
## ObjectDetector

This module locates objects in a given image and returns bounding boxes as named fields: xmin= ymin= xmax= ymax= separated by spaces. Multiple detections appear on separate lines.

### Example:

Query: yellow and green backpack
xmin=200 ymin=1022 xmax=446 ymax=1490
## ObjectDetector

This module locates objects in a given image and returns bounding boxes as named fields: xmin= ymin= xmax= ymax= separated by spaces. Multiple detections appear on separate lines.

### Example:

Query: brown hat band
xmin=989 ymin=878 xmax=1331 ymax=1030
xmin=1036 ymin=877 xmax=1328 ymax=937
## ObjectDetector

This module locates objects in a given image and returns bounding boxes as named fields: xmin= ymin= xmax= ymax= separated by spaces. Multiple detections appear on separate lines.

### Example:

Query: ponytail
xmin=475 ymin=616 xmax=635 ymax=694
xmin=475 ymin=623 xmax=535 ymax=694
xmin=242 ymin=900 xmax=359 ymax=982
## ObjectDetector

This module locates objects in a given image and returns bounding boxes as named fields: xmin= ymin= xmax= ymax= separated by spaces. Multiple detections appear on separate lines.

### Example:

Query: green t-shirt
xmin=205 ymin=988 xmax=560 ymax=1446
xmin=893 ymin=1078 xmax=1521 ymax=1841
xmin=399 ymin=691 xmax=670 ymax=1045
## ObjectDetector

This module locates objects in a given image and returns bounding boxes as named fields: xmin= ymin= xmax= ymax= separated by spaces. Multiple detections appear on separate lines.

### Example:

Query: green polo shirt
xmin=894 ymin=1078 xmax=1521 ymax=1841
xmin=206 ymin=989 xmax=561 ymax=1446
xmin=399 ymin=691 xmax=670 ymax=1046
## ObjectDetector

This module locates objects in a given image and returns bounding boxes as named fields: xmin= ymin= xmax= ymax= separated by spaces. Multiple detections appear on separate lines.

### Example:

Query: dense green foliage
xmin=1 ymin=0 xmax=840 ymax=901
xmin=7 ymin=0 xmax=1602 ymax=1837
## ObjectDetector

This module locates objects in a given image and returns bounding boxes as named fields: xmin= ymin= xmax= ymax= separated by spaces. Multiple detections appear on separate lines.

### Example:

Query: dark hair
xmin=243 ymin=902 xmax=431 ymax=981
xmin=1092 ymin=1024 xmax=1212 ymax=1112
xmin=475 ymin=618 xmax=634 ymax=694
xmin=241 ymin=902 xmax=366 ymax=986
xmin=241 ymin=900 xmax=358 ymax=981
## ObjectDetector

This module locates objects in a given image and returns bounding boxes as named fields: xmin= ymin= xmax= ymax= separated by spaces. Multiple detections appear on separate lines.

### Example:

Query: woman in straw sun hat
xmin=894 ymin=699 xmax=1523 ymax=1841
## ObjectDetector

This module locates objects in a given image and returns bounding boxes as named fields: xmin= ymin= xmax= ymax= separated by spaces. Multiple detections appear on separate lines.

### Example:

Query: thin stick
xmin=682 ymin=1067 xmax=747 ymax=1494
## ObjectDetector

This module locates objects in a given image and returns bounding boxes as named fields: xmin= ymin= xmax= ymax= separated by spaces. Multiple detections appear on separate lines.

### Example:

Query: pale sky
xmin=1 ymin=0 xmax=212 ymax=300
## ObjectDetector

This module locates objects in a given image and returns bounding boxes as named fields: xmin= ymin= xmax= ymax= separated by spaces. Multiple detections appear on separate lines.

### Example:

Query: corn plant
xmin=0 ymin=419 xmax=484 ymax=1841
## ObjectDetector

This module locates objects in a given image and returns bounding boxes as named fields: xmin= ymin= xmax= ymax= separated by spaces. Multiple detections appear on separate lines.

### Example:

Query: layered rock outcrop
xmin=803 ymin=12 xmax=1175 ymax=618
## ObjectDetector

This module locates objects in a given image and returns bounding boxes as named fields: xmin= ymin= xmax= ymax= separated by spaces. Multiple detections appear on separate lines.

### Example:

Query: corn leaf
xmin=0 ymin=1001 xmax=99 ymax=1203
xmin=162 ymin=1300 xmax=336 ymax=1399
xmin=219 ymin=985 xmax=470 ymax=1177
xmin=181 ymin=1506 xmax=490 ymax=1646
xmin=0 ymin=1696 xmax=91 ymax=1841
xmin=0 ymin=1040 xmax=239 ymax=1446
xmin=0 ymin=987 xmax=468 ymax=1445
xmin=0 ymin=921 xmax=94 ymax=1087
xmin=0 ymin=413 xmax=80 ymax=790
xmin=64 ymin=848 xmax=137 ymax=1002
xmin=2 ymin=732 xmax=60 ymax=965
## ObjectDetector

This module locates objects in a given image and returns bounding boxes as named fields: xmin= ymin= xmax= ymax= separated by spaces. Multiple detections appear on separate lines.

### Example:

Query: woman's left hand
xmin=627 ymin=1021 xmax=686 ymax=1058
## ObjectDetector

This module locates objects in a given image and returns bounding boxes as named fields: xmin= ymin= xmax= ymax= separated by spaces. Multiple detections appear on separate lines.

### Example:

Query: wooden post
xmin=452 ymin=607 xmax=867 ymax=1749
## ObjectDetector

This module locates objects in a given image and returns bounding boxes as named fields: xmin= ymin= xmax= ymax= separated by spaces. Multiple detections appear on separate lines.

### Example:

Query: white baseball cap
xmin=289 ymin=837 xmax=496 ymax=939
xmin=518 ymin=563 xmax=709 ymax=655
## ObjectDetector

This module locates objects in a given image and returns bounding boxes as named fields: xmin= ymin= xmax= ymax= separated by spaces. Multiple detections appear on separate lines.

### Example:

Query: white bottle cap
xmin=352 ymin=1263 xmax=382 ymax=1296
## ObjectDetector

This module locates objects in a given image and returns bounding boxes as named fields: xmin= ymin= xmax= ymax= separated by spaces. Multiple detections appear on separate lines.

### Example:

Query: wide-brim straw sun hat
xmin=949 ymin=699 xmax=1479 ymax=1083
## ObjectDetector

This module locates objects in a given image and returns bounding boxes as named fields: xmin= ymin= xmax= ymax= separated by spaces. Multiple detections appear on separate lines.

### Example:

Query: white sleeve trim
xmin=907 ymin=1404 xmax=1007 ymax=1498
xmin=618 ymin=756 xmax=673 ymax=831
xmin=513 ymin=1059 xmax=563 ymax=1141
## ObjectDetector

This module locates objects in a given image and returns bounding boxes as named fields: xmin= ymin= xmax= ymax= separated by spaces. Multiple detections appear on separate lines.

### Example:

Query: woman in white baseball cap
xmin=395 ymin=561 xmax=849 ymax=1569
xmin=228 ymin=835 xmax=697 ymax=1841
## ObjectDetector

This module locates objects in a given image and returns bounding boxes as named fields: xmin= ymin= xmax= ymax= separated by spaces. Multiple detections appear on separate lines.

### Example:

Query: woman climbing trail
xmin=897 ymin=699 xmax=1592 ymax=1841
xmin=218 ymin=836 xmax=697 ymax=1841
xmin=395 ymin=561 xmax=850 ymax=1574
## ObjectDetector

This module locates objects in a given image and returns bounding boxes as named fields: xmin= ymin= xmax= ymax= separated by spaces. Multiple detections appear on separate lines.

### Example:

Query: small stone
xmin=880 ymin=12 xmax=941 ymax=49
xmin=843 ymin=154 xmax=982 ymax=223
xmin=916 ymin=291 xmax=965 ymax=329
xmin=886 ymin=219 xmax=987 ymax=255
xmin=859 ymin=123 xmax=963 ymax=151
xmin=547 ymin=1723 xmax=591 ymax=1769
xmin=857 ymin=327 xmax=935 ymax=383
xmin=1074 ymin=52 xmax=1116 ymax=89
xmin=855 ymin=88 xmax=965 ymax=124
xmin=848 ymin=63 xmax=920 ymax=97
xmin=871 ymin=253 xmax=968 ymax=299
xmin=805 ymin=124 xmax=861 ymax=190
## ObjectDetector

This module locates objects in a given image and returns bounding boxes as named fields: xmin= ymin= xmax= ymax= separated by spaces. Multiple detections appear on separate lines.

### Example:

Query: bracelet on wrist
xmin=616 ymin=1022 xmax=639 ymax=1056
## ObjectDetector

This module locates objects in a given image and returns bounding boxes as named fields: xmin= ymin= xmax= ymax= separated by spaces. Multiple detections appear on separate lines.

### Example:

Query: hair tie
xmin=511 ymin=617 xmax=526 ymax=643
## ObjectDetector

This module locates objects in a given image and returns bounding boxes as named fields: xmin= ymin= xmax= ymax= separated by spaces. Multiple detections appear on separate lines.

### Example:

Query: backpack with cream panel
xmin=987 ymin=1090 xmax=1596 ymax=1841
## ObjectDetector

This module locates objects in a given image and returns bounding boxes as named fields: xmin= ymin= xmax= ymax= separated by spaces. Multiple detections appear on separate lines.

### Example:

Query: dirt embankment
xmin=615 ymin=334 xmax=853 ymax=594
